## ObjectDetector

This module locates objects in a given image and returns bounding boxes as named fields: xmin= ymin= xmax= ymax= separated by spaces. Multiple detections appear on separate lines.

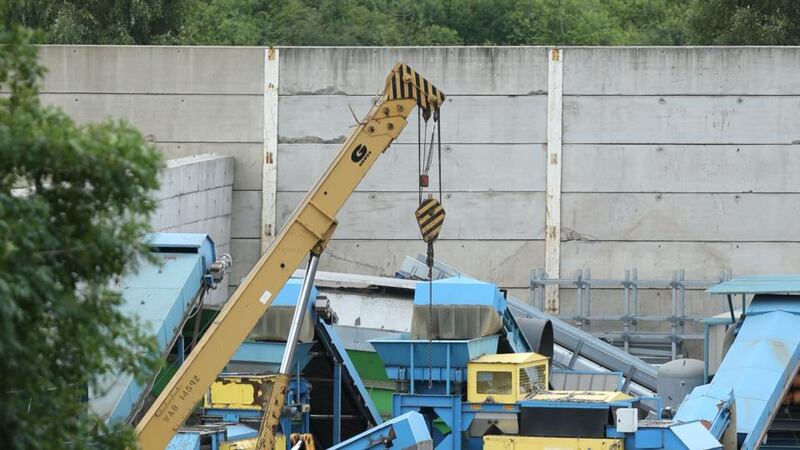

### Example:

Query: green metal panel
xmin=347 ymin=350 xmax=391 ymax=382
xmin=347 ymin=350 xmax=394 ymax=418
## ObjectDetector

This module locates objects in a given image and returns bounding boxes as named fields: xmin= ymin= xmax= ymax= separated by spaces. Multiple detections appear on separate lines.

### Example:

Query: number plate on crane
xmin=415 ymin=197 xmax=445 ymax=243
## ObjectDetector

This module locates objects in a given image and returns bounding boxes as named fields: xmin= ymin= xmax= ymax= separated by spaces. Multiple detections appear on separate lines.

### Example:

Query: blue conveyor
xmin=89 ymin=233 xmax=217 ymax=424
xmin=677 ymin=278 xmax=800 ymax=449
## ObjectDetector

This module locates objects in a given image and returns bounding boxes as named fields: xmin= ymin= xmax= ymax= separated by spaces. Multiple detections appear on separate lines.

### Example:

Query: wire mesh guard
xmin=519 ymin=366 xmax=547 ymax=396
xmin=476 ymin=371 xmax=513 ymax=396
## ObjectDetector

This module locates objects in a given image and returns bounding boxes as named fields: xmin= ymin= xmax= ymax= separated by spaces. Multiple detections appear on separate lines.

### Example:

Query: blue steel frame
xmin=328 ymin=411 xmax=432 ymax=450
xmin=392 ymin=394 xmax=520 ymax=450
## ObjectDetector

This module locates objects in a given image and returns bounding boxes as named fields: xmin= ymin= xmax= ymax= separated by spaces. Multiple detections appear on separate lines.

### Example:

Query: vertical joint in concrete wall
xmin=545 ymin=48 xmax=564 ymax=313
xmin=261 ymin=47 xmax=280 ymax=253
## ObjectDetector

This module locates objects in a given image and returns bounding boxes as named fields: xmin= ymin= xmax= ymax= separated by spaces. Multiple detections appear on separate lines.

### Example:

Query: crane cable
xmin=415 ymin=108 xmax=444 ymax=390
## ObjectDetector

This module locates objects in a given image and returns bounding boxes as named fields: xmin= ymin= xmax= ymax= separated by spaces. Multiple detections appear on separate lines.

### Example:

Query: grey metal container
xmin=657 ymin=358 xmax=705 ymax=410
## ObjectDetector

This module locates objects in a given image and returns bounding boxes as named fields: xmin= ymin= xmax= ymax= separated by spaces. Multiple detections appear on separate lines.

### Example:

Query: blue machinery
xmin=93 ymin=234 xmax=381 ymax=450
xmin=169 ymin=278 xmax=383 ymax=449
xmin=100 ymin=234 xmax=800 ymax=449
xmin=89 ymin=233 xmax=224 ymax=424
xmin=332 ymin=275 xmax=800 ymax=450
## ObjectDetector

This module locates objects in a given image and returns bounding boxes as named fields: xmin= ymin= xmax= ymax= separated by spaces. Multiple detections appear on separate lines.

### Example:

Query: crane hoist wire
xmin=415 ymin=107 xmax=444 ymax=389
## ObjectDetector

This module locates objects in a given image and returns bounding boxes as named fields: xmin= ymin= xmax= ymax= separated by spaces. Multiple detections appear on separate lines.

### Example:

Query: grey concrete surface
xmin=153 ymin=154 xmax=234 ymax=305
xmin=36 ymin=45 xmax=800 ymax=331
xmin=279 ymin=47 xmax=549 ymax=95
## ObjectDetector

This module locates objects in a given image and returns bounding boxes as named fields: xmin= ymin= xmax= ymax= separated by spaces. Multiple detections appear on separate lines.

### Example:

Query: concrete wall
xmin=36 ymin=46 xmax=800 ymax=330
xmin=37 ymin=46 xmax=260 ymax=296
xmin=153 ymin=153 xmax=234 ymax=304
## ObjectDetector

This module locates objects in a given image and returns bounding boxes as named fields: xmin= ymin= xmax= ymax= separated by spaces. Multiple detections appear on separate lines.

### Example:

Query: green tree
xmin=0 ymin=27 xmax=162 ymax=449
xmin=2 ymin=0 xmax=183 ymax=44
xmin=686 ymin=0 xmax=800 ymax=44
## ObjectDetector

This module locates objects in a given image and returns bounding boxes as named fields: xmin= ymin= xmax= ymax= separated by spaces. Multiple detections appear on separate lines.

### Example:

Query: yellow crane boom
xmin=136 ymin=63 xmax=445 ymax=449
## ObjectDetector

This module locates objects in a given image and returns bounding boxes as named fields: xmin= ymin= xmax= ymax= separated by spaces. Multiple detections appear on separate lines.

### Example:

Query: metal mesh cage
xmin=519 ymin=365 xmax=547 ymax=397
xmin=476 ymin=371 xmax=513 ymax=395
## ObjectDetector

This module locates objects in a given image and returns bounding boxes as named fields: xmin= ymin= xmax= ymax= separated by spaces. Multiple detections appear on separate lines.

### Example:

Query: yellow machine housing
xmin=483 ymin=435 xmax=623 ymax=450
xmin=467 ymin=352 xmax=549 ymax=403
xmin=528 ymin=390 xmax=632 ymax=403
xmin=204 ymin=374 xmax=278 ymax=411
xmin=220 ymin=438 xmax=260 ymax=450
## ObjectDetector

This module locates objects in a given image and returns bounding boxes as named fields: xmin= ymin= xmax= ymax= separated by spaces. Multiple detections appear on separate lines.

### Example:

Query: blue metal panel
xmin=633 ymin=428 xmax=664 ymax=449
xmin=747 ymin=294 xmax=800 ymax=315
xmin=371 ymin=336 xmax=499 ymax=373
xmin=167 ymin=432 xmax=201 ymax=450
xmin=674 ymin=384 xmax=733 ymax=440
xmin=91 ymin=252 xmax=204 ymax=423
xmin=225 ymin=423 xmax=258 ymax=441
xmin=676 ymin=307 xmax=800 ymax=450
xmin=146 ymin=232 xmax=216 ymax=274
xmin=707 ymin=275 xmax=800 ymax=295
xmin=669 ymin=422 xmax=723 ymax=450
xmin=228 ymin=341 xmax=313 ymax=373
xmin=414 ymin=277 xmax=506 ymax=314
xmin=273 ymin=278 xmax=319 ymax=308
xmin=393 ymin=394 xmax=463 ymax=450
xmin=328 ymin=411 xmax=432 ymax=450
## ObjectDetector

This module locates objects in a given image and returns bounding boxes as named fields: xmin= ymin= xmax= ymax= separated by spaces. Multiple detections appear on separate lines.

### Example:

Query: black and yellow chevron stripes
xmin=388 ymin=63 xmax=446 ymax=118
xmin=415 ymin=197 xmax=445 ymax=243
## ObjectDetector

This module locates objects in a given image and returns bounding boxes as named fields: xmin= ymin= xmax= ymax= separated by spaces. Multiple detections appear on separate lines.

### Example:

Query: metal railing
xmin=530 ymin=268 xmax=732 ymax=361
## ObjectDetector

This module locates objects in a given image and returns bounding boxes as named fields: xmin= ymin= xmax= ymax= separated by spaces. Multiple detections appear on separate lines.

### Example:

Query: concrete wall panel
xmin=41 ymin=94 xmax=263 ymax=143
xmin=563 ymin=144 xmax=800 ymax=193
xmin=38 ymin=46 xmax=264 ymax=94
xmin=278 ymin=95 xmax=547 ymax=145
xmin=562 ymin=241 xmax=800 ymax=279
xmin=564 ymin=47 xmax=800 ymax=95
xmin=563 ymin=193 xmax=800 ymax=241
xmin=277 ymin=191 xmax=544 ymax=240
xmin=230 ymin=238 xmax=261 ymax=287
xmin=277 ymin=143 xmax=546 ymax=192
xmin=280 ymin=47 xmax=548 ymax=95
xmin=152 ymin=154 xmax=235 ymax=305
xmin=157 ymin=143 xmax=263 ymax=191
xmin=231 ymin=190 xmax=262 ymax=239
xmin=564 ymin=96 xmax=800 ymax=144
xmin=322 ymin=240 xmax=544 ymax=288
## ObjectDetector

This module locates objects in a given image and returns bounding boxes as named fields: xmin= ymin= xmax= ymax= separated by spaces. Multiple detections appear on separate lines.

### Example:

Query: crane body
xmin=136 ymin=64 xmax=445 ymax=449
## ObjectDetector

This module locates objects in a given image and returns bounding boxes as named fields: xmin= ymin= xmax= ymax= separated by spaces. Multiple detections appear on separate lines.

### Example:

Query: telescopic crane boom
xmin=135 ymin=63 xmax=445 ymax=449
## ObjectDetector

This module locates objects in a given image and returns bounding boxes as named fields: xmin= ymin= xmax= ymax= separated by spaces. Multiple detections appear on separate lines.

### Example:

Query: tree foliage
xmin=0 ymin=27 xmax=162 ymax=449
xmin=6 ymin=0 xmax=799 ymax=46
xmin=2 ymin=0 xmax=183 ymax=44
xmin=686 ymin=0 xmax=800 ymax=45
xmin=169 ymin=0 xmax=690 ymax=46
